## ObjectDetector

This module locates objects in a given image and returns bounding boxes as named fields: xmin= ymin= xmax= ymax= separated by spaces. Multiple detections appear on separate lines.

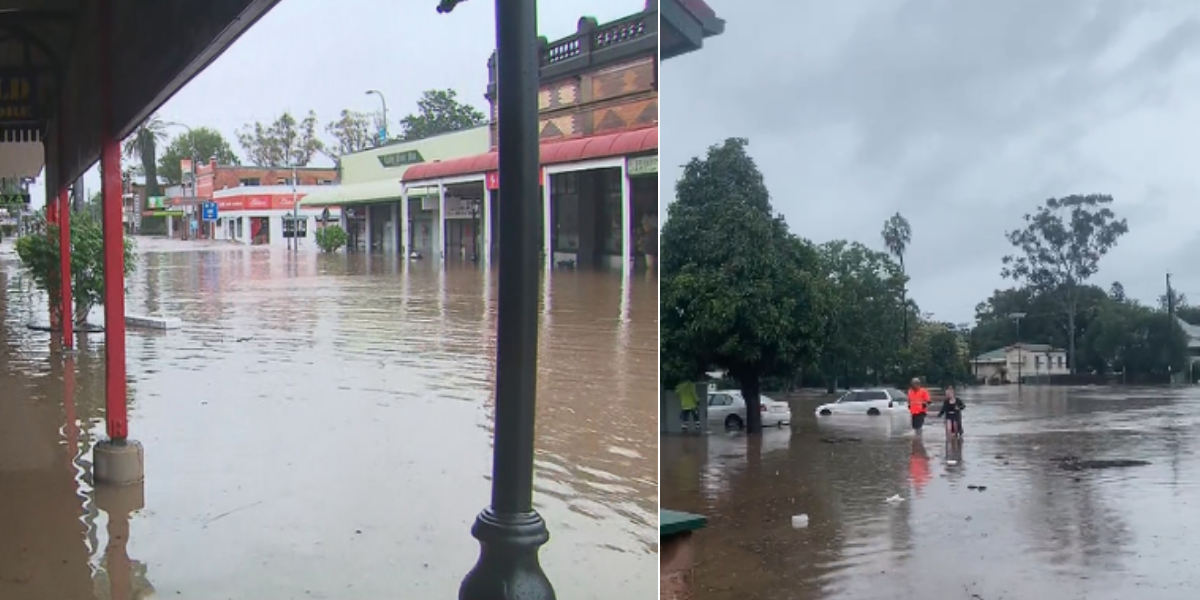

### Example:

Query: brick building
xmin=400 ymin=2 xmax=663 ymax=272
xmin=195 ymin=159 xmax=337 ymax=194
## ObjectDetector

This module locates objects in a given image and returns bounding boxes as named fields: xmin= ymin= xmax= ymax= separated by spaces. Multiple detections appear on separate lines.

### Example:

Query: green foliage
xmin=662 ymin=138 xmax=826 ymax=432
xmin=325 ymin=109 xmax=377 ymax=155
xmin=816 ymin=240 xmax=909 ymax=387
xmin=237 ymin=110 xmax=324 ymax=167
xmin=158 ymin=127 xmax=240 ymax=183
xmin=123 ymin=115 xmax=167 ymax=197
xmin=14 ymin=211 xmax=136 ymax=325
xmin=881 ymin=212 xmax=913 ymax=345
xmin=315 ymin=224 xmax=348 ymax=253
xmin=1001 ymin=194 xmax=1129 ymax=373
xmin=398 ymin=89 xmax=487 ymax=142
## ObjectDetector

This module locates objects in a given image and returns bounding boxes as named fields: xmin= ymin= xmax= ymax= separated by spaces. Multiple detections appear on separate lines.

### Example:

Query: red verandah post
xmin=98 ymin=0 xmax=127 ymax=440
xmin=58 ymin=185 xmax=72 ymax=346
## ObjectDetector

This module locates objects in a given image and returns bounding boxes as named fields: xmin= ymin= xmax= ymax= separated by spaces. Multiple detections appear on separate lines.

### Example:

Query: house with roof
xmin=972 ymin=343 xmax=1068 ymax=384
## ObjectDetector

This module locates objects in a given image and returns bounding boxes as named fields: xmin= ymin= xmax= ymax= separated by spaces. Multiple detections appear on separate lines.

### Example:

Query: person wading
xmin=675 ymin=380 xmax=700 ymax=433
xmin=907 ymin=377 xmax=931 ymax=433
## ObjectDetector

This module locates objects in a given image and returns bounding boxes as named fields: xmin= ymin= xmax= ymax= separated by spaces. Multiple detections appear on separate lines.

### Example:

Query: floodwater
xmin=662 ymin=385 xmax=1200 ymax=600
xmin=0 ymin=238 xmax=658 ymax=600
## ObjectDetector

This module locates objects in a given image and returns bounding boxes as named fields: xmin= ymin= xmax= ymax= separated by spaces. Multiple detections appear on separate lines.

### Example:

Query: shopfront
xmin=401 ymin=126 xmax=658 ymax=273
xmin=626 ymin=154 xmax=658 ymax=269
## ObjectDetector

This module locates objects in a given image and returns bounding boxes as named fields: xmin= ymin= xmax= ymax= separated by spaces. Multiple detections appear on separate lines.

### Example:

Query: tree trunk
xmin=142 ymin=146 xmax=161 ymax=198
xmin=901 ymin=256 xmax=909 ymax=346
xmin=741 ymin=371 xmax=764 ymax=434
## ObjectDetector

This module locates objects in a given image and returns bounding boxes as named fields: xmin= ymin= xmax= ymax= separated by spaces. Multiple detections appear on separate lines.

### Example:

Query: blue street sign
xmin=378 ymin=127 xmax=387 ymax=145
xmin=201 ymin=201 xmax=218 ymax=222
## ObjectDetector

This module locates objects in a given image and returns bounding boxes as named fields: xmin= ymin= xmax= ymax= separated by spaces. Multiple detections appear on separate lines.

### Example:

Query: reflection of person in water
xmin=909 ymin=437 xmax=931 ymax=495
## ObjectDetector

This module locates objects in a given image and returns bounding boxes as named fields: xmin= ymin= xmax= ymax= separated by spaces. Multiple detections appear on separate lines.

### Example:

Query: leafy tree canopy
xmin=398 ymin=89 xmax=487 ymax=142
xmin=325 ymin=109 xmax=376 ymax=156
xmin=158 ymin=127 xmax=241 ymax=184
xmin=236 ymin=110 xmax=324 ymax=167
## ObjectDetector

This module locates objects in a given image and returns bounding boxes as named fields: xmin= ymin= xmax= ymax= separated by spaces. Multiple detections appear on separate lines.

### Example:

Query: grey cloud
xmin=663 ymin=0 xmax=1200 ymax=322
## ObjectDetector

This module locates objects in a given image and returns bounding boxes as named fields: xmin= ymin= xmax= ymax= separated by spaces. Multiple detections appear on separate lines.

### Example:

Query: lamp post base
xmin=459 ymin=508 xmax=555 ymax=600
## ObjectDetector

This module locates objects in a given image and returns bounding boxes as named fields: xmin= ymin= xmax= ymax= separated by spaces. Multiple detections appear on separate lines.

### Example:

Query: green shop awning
xmin=301 ymin=180 xmax=438 ymax=207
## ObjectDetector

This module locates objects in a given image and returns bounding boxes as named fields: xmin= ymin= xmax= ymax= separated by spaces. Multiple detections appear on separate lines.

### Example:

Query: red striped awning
xmin=401 ymin=125 xmax=658 ymax=184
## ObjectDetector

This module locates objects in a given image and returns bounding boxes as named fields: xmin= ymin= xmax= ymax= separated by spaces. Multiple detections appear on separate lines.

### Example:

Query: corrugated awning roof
xmin=400 ymin=126 xmax=658 ymax=184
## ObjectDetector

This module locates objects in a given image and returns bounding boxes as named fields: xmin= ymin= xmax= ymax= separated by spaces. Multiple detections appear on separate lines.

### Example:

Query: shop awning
xmin=300 ymin=180 xmax=402 ymax=207
xmin=401 ymin=126 xmax=658 ymax=184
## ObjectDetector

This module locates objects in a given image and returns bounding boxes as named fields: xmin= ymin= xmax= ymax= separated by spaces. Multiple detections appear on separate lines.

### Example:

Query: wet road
xmin=662 ymin=385 xmax=1200 ymax=600
xmin=0 ymin=238 xmax=658 ymax=599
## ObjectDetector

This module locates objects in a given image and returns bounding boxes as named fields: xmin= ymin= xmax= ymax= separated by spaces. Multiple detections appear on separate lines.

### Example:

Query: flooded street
xmin=0 ymin=238 xmax=658 ymax=599
xmin=662 ymin=385 xmax=1200 ymax=600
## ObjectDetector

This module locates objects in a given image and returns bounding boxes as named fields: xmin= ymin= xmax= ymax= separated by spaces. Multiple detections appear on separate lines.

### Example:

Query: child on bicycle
xmin=937 ymin=385 xmax=966 ymax=437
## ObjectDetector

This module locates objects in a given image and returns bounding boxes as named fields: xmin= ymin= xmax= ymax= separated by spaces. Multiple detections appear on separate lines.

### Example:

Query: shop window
xmin=552 ymin=173 xmax=579 ymax=252
xmin=599 ymin=169 xmax=623 ymax=255
xmin=239 ymin=178 xmax=260 ymax=186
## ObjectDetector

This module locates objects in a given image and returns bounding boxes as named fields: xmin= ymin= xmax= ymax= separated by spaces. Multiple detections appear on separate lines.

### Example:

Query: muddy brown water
xmin=0 ymin=238 xmax=658 ymax=599
xmin=662 ymin=385 xmax=1200 ymax=600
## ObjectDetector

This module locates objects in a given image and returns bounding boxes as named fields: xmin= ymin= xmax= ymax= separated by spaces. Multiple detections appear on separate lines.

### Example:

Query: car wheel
xmin=867 ymin=408 xmax=881 ymax=416
xmin=725 ymin=415 xmax=744 ymax=431
xmin=819 ymin=409 xmax=832 ymax=416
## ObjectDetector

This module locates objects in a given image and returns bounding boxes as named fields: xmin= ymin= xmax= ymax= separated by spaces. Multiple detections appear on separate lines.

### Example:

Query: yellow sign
xmin=0 ymin=73 xmax=35 ymax=123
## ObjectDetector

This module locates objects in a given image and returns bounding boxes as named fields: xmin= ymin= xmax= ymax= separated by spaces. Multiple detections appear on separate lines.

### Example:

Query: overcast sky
xmin=662 ymin=0 xmax=1200 ymax=324
xmin=30 ymin=0 xmax=638 ymax=202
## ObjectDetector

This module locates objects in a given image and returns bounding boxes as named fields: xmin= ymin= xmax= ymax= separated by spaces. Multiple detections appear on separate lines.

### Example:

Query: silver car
xmin=707 ymin=390 xmax=792 ymax=430
xmin=815 ymin=388 xmax=910 ymax=417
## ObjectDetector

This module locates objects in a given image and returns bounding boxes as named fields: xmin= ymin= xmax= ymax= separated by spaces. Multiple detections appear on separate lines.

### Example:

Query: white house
xmin=973 ymin=343 xmax=1068 ymax=383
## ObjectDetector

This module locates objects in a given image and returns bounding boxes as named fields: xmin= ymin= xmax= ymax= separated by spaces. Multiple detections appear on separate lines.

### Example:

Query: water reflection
xmin=662 ymin=386 xmax=1200 ymax=600
xmin=0 ymin=240 xmax=656 ymax=599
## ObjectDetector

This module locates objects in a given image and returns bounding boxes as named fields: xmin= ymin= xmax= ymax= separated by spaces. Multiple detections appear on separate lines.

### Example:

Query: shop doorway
xmin=250 ymin=217 xmax=270 ymax=245
xmin=630 ymin=175 xmax=657 ymax=270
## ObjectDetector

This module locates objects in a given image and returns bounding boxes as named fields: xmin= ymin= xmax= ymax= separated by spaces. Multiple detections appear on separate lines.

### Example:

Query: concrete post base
xmin=93 ymin=439 xmax=145 ymax=485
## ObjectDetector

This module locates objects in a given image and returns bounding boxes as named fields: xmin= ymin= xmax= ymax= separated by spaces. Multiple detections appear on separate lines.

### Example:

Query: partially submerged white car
xmin=815 ymin=388 xmax=911 ymax=417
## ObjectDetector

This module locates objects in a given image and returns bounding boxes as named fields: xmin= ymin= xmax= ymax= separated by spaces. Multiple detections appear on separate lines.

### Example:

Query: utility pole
xmin=1010 ymin=312 xmax=1026 ymax=386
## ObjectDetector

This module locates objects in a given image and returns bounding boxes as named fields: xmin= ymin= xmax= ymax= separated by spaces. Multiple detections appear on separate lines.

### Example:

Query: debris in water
xmin=791 ymin=514 xmax=809 ymax=528
xmin=967 ymin=485 xmax=988 ymax=491
xmin=884 ymin=494 xmax=905 ymax=504
xmin=1052 ymin=456 xmax=1151 ymax=471
xmin=819 ymin=436 xmax=862 ymax=444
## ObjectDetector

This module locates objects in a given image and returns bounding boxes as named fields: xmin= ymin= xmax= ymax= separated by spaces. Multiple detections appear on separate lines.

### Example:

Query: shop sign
xmin=378 ymin=149 xmax=425 ymax=168
xmin=0 ymin=192 xmax=29 ymax=206
xmin=485 ymin=168 xmax=546 ymax=190
xmin=0 ymin=72 xmax=35 ymax=123
xmin=142 ymin=209 xmax=185 ymax=217
xmin=626 ymin=155 xmax=657 ymax=176
xmin=147 ymin=196 xmax=167 ymax=209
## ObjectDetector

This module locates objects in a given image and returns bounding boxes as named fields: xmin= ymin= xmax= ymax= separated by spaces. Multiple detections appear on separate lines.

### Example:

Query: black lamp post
xmin=439 ymin=1 xmax=555 ymax=599
xmin=469 ymin=197 xmax=481 ymax=262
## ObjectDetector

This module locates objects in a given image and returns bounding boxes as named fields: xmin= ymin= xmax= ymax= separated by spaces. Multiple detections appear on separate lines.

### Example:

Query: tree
xmin=398 ymin=89 xmax=486 ymax=142
xmin=315 ymin=224 xmax=349 ymax=253
xmin=1108 ymin=281 xmax=1127 ymax=303
xmin=236 ymin=110 xmax=324 ymax=167
xmin=123 ymin=115 xmax=166 ymax=197
xmin=325 ymin=109 xmax=375 ymax=156
xmin=881 ymin=212 xmax=913 ymax=345
xmin=661 ymin=138 xmax=826 ymax=433
xmin=14 ymin=210 xmax=136 ymax=327
xmin=1001 ymin=195 xmax=1128 ymax=374
xmin=816 ymin=240 xmax=908 ymax=390
xmin=158 ymin=127 xmax=240 ymax=184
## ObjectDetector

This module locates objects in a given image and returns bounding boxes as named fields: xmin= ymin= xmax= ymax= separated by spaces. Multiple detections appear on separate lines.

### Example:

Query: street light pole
xmin=366 ymin=89 xmax=388 ymax=145
xmin=1009 ymin=312 xmax=1026 ymax=386
xmin=440 ymin=0 xmax=555 ymax=599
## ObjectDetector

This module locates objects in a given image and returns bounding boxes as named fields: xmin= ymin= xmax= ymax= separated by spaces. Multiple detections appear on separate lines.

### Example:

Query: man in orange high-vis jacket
xmin=907 ymin=377 xmax=931 ymax=433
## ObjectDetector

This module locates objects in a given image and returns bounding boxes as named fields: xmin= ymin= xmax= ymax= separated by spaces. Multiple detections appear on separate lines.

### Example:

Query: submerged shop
xmin=208 ymin=185 xmax=339 ymax=248
xmin=400 ymin=126 xmax=659 ymax=271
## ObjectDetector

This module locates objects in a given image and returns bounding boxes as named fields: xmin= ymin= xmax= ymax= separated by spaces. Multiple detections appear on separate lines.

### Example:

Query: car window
xmin=860 ymin=390 xmax=889 ymax=401
xmin=708 ymin=394 xmax=733 ymax=407
xmin=893 ymin=389 xmax=909 ymax=401
xmin=840 ymin=392 xmax=862 ymax=403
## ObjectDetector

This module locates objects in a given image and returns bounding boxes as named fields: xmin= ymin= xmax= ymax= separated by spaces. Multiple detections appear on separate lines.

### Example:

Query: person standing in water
xmin=907 ymin=377 xmax=931 ymax=433
xmin=938 ymin=385 xmax=966 ymax=437
xmin=675 ymin=380 xmax=700 ymax=433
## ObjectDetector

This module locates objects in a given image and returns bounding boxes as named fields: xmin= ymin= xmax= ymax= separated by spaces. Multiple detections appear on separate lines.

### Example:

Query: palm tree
xmin=123 ymin=115 xmax=167 ymax=198
xmin=881 ymin=212 xmax=913 ymax=345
